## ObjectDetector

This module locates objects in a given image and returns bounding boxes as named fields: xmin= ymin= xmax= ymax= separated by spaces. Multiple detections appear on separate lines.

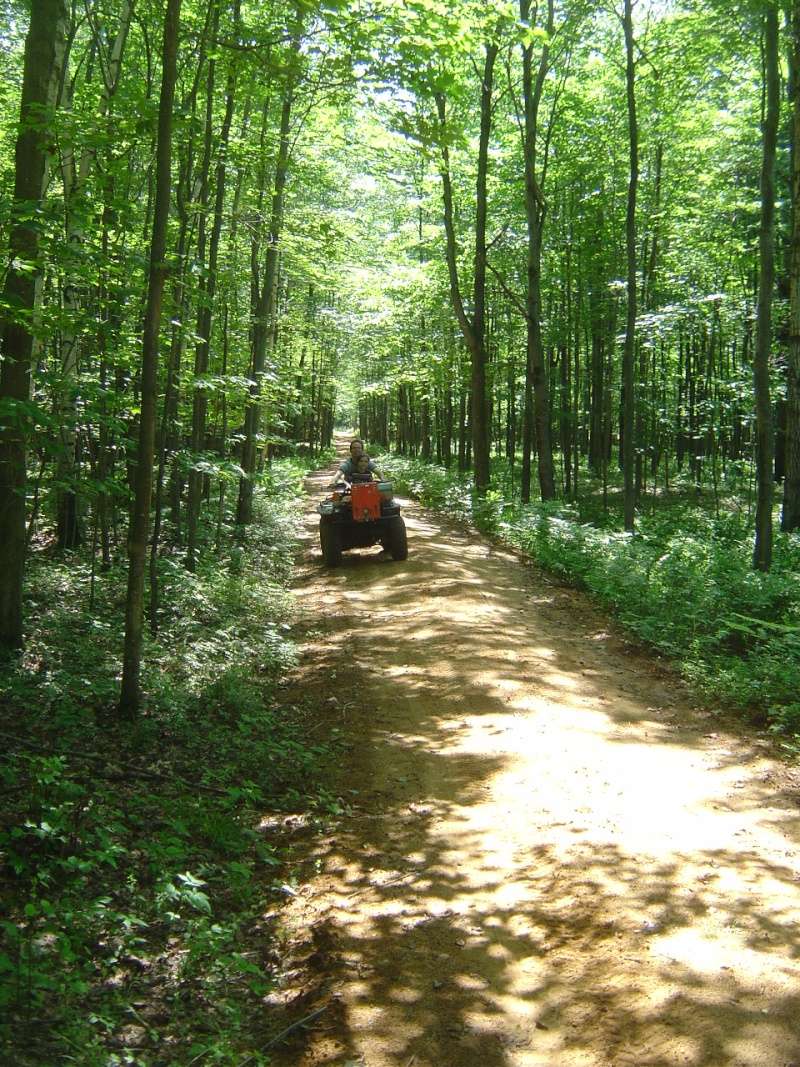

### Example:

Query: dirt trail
xmin=273 ymin=452 xmax=800 ymax=1067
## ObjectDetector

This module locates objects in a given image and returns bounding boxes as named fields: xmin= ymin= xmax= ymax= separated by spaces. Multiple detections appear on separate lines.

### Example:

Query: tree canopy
xmin=0 ymin=0 xmax=797 ymax=701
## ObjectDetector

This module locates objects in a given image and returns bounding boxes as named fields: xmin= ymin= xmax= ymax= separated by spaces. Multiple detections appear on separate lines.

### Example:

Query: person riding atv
xmin=328 ymin=438 xmax=382 ymax=487
xmin=350 ymin=453 xmax=377 ymax=482
xmin=318 ymin=445 xmax=407 ymax=566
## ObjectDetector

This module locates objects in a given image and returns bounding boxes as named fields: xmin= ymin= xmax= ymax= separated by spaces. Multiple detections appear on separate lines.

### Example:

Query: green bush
xmin=0 ymin=458 xmax=336 ymax=1065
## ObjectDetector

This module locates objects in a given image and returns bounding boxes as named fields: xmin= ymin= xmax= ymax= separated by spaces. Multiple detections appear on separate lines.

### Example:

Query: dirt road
xmin=273 ymin=456 xmax=800 ymax=1067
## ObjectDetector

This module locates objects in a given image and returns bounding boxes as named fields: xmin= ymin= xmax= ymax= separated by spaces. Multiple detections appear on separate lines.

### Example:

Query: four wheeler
xmin=317 ymin=479 xmax=408 ymax=566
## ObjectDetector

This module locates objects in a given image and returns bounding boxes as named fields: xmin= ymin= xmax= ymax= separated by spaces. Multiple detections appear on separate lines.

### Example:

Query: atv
xmin=317 ymin=479 xmax=408 ymax=566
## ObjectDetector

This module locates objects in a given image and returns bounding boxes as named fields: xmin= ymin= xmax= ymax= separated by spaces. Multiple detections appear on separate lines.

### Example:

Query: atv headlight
xmin=319 ymin=502 xmax=335 ymax=514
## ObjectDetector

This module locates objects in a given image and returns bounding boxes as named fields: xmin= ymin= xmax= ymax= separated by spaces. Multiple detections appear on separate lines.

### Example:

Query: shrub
xmin=0 ymin=457 xmax=335 ymax=1065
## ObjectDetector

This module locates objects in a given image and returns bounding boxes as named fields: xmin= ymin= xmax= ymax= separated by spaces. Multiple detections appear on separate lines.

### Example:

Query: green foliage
xmin=0 ymin=461 xmax=336 ymax=1065
xmin=380 ymin=453 xmax=800 ymax=744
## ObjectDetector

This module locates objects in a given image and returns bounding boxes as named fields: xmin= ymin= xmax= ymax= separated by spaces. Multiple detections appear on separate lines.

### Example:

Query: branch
xmin=262 ymin=1005 xmax=328 ymax=1053
xmin=486 ymin=259 xmax=530 ymax=322
xmin=486 ymin=223 xmax=511 ymax=252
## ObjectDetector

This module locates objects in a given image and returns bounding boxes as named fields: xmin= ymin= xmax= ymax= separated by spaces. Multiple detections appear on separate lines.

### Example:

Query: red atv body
xmin=317 ymin=480 xmax=408 ymax=566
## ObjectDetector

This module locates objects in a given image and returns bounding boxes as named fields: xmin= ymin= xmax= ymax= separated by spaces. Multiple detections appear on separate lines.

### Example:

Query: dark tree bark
xmin=236 ymin=19 xmax=301 ymax=526
xmin=0 ymin=0 xmax=68 ymax=650
xmin=185 ymin=1 xmax=220 ymax=571
xmin=753 ymin=5 xmax=779 ymax=569
xmin=621 ymin=0 xmax=638 ymax=532
xmin=784 ymin=0 xmax=800 ymax=532
xmin=56 ymin=0 xmax=133 ymax=550
xmin=435 ymin=40 xmax=498 ymax=493
xmin=519 ymin=0 xmax=555 ymax=503
xmin=119 ymin=0 xmax=181 ymax=715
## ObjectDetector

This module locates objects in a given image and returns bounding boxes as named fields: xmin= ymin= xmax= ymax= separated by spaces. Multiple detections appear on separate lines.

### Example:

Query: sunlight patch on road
xmin=540 ymin=671 xmax=580 ymax=690
xmin=287 ymin=473 xmax=800 ymax=1067
xmin=649 ymin=926 xmax=800 ymax=1019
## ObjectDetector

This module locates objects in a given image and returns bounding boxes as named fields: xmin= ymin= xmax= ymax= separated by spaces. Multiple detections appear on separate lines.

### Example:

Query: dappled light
xmin=274 ymin=465 xmax=800 ymax=1066
xmin=3 ymin=0 xmax=800 ymax=1057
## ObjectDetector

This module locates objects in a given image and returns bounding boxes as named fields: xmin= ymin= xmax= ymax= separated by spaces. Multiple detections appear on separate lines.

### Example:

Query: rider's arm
xmin=328 ymin=461 xmax=350 ymax=489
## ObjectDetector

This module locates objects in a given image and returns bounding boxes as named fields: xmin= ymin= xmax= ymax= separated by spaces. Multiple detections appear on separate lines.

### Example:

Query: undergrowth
xmin=377 ymin=453 xmax=800 ymax=747
xmin=0 ymin=455 xmax=340 ymax=1066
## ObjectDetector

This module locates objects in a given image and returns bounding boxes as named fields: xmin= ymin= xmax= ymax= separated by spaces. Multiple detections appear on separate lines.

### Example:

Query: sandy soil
xmin=270 ymin=452 xmax=800 ymax=1067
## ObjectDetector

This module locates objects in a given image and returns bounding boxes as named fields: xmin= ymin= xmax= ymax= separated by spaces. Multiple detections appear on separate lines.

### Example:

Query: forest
xmin=2 ymin=0 xmax=800 ymax=1062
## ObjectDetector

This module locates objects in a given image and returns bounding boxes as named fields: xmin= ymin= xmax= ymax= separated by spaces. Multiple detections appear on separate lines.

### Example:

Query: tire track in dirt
xmin=271 ymin=455 xmax=800 ymax=1067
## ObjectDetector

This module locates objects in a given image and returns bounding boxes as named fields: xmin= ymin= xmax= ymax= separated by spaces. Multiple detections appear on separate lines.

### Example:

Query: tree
xmin=519 ymin=0 xmax=556 ymax=502
xmin=436 ymin=38 xmax=499 ymax=493
xmin=186 ymin=0 xmax=239 ymax=568
xmin=236 ymin=12 xmax=304 ymax=527
xmin=753 ymin=2 xmax=778 ymax=570
xmin=0 ymin=0 xmax=68 ymax=650
xmin=621 ymin=0 xmax=638 ymax=532
xmin=55 ymin=0 xmax=134 ymax=550
xmin=783 ymin=0 xmax=800 ymax=533
xmin=119 ymin=0 xmax=182 ymax=715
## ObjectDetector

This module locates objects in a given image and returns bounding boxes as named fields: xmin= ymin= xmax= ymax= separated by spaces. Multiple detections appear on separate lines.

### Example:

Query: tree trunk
xmin=185 ymin=3 xmax=220 ymax=571
xmin=185 ymin=1 xmax=238 ymax=564
xmin=520 ymin=0 xmax=555 ymax=501
xmin=237 ymin=20 xmax=301 ymax=526
xmin=56 ymin=0 xmax=133 ymax=549
xmin=589 ymin=322 xmax=605 ymax=475
xmin=0 ymin=0 xmax=68 ymax=650
xmin=119 ymin=0 xmax=181 ymax=715
xmin=470 ymin=42 xmax=496 ymax=492
xmin=784 ymin=0 xmax=800 ymax=532
xmin=458 ymin=390 xmax=468 ymax=471
xmin=622 ymin=0 xmax=638 ymax=532
xmin=753 ymin=6 xmax=778 ymax=569
xmin=435 ymin=40 xmax=497 ymax=494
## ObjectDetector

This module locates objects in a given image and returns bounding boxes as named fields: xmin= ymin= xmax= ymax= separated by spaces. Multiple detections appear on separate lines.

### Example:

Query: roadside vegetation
xmin=0 ymin=457 xmax=340 ymax=1067
xmin=378 ymin=453 xmax=800 ymax=747
xmin=3 ymin=0 xmax=800 ymax=1055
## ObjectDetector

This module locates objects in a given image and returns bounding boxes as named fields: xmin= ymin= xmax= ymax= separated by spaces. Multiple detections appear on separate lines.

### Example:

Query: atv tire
xmin=320 ymin=520 xmax=343 ymax=566
xmin=386 ymin=516 xmax=408 ymax=561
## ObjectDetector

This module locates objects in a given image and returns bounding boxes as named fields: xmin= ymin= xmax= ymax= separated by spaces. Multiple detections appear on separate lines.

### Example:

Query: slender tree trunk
xmin=458 ymin=390 xmax=468 ymax=471
xmin=150 ymin=153 xmax=194 ymax=607
xmin=215 ymin=302 xmax=229 ymax=553
xmin=753 ymin=6 xmax=779 ymax=569
xmin=185 ymin=2 xmax=238 ymax=567
xmin=506 ymin=352 xmax=516 ymax=463
xmin=237 ymin=20 xmax=301 ymax=526
xmin=56 ymin=0 xmax=133 ymax=549
xmin=471 ymin=43 xmax=497 ymax=491
xmin=635 ymin=145 xmax=661 ymax=500
xmin=435 ymin=43 xmax=497 ymax=494
xmin=783 ymin=0 xmax=800 ymax=531
xmin=0 ymin=0 xmax=68 ymax=650
xmin=520 ymin=0 xmax=555 ymax=501
xmin=622 ymin=0 xmax=638 ymax=532
xmin=119 ymin=0 xmax=181 ymax=715
xmin=185 ymin=3 xmax=220 ymax=571
xmin=589 ymin=326 xmax=604 ymax=474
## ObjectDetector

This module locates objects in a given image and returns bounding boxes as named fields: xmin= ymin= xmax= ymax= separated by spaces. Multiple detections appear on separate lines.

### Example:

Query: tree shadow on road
xmin=275 ymin=480 xmax=800 ymax=1066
